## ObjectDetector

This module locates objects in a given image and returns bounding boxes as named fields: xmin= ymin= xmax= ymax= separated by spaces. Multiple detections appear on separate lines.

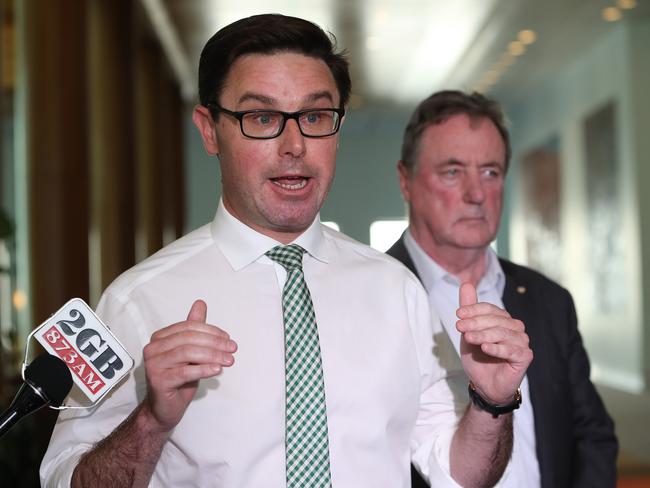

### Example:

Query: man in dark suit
xmin=387 ymin=90 xmax=618 ymax=488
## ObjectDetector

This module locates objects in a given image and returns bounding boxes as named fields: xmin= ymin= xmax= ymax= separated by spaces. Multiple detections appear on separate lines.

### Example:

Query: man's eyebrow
xmin=437 ymin=159 xmax=505 ymax=169
xmin=479 ymin=160 xmax=506 ymax=170
xmin=306 ymin=91 xmax=335 ymax=105
xmin=237 ymin=93 xmax=275 ymax=106
xmin=438 ymin=159 xmax=465 ymax=167
xmin=235 ymin=91 xmax=336 ymax=107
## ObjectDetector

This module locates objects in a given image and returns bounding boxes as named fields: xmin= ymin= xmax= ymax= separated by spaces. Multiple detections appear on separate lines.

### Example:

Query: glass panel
xmin=322 ymin=221 xmax=340 ymax=231
xmin=369 ymin=219 xmax=407 ymax=252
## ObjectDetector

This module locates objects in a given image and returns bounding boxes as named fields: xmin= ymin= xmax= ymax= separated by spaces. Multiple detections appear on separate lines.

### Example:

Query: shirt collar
xmin=403 ymin=230 xmax=439 ymax=293
xmin=404 ymin=229 xmax=505 ymax=296
xmin=210 ymin=199 xmax=330 ymax=271
xmin=481 ymin=246 xmax=505 ymax=297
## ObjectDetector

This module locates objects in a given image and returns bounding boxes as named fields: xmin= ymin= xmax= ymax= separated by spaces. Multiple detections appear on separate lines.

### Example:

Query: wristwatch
xmin=468 ymin=381 xmax=522 ymax=418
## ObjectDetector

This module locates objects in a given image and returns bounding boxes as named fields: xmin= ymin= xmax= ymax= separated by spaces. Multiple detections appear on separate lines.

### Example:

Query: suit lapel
xmin=500 ymin=259 xmax=554 ymax=488
xmin=389 ymin=246 xmax=556 ymax=487
xmin=386 ymin=235 xmax=421 ymax=281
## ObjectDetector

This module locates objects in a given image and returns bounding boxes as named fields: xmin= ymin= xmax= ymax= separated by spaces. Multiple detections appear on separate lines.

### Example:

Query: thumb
xmin=459 ymin=282 xmax=478 ymax=308
xmin=186 ymin=299 xmax=207 ymax=323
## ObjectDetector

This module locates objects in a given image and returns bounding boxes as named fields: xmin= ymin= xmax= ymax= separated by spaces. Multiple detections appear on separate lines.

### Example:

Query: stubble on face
xmin=214 ymin=53 xmax=341 ymax=243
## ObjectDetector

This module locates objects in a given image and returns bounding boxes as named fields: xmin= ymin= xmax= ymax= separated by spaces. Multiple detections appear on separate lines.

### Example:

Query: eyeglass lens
xmin=241 ymin=110 xmax=339 ymax=138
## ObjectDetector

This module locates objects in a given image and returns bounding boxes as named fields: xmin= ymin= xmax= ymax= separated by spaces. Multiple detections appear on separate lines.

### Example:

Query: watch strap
xmin=468 ymin=381 xmax=522 ymax=418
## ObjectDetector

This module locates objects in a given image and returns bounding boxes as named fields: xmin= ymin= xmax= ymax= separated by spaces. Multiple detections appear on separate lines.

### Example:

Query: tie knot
xmin=266 ymin=244 xmax=305 ymax=271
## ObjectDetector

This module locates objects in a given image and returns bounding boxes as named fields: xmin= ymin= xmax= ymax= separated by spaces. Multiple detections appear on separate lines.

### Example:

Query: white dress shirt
xmin=40 ymin=202 xmax=466 ymax=488
xmin=404 ymin=230 xmax=541 ymax=488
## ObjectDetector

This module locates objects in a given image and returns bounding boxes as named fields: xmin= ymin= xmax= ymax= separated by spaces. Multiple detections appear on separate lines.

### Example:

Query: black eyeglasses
xmin=206 ymin=103 xmax=345 ymax=139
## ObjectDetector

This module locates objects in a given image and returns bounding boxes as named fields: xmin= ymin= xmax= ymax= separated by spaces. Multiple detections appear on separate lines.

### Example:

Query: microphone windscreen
xmin=24 ymin=354 xmax=73 ymax=407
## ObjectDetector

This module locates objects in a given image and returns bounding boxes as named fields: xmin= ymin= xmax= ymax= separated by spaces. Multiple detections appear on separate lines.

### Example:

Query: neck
xmin=254 ymin=226 xmax=302 ymax=245
xmin=223 ymin=200 xmax=306 ymax=244
xmin=410 ymin=230 xmax=488 ymax=288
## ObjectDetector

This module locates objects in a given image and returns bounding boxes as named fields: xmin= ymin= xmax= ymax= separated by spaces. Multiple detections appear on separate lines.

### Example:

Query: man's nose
xmin=278 ymin=118 xmax=306 ymax=158
xmin=464 ymin=173 xmax=486 ymax=204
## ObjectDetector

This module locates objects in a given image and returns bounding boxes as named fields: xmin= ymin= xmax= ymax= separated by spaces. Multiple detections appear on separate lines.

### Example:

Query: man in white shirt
xmin=387 ymin=90 xmax=617 ymax=487
xmin=41 ymin=16 xmax=532 ymax=488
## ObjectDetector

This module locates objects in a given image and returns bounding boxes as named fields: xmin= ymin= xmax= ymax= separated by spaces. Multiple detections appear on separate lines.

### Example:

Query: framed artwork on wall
xmin=583 ymin=101 xmax=627 ymax=316
xmin=518 ymin=135 xmax=563 ymax=284
xmin=511 ymin=99 xmax=643 ymax=392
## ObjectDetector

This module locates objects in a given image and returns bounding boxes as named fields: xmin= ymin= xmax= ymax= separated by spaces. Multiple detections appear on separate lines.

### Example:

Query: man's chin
xmin=266 ymin=203 xmax=321 ymax=228
xmin=456 ymin=237 xmax=495 ymax=250
xmin=267 ymin=214 xmax=318 ymax=234
xmin=452 ymin=230 xmax=496 ymax=249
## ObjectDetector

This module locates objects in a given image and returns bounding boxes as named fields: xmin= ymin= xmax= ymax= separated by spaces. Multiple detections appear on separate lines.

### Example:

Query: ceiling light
xmin=617 ymin=0 xmax=636 ymax=9
xmin=518 ymin=29 xmax=537 ymax=45
xmin=481 ymin=80 xmax=495 ymax=90
xmin=508 ymin=41 xmax=526 ymax=56
xmin=374 ymin=8 xmax=389 ymax=25
xmin=498 ymin=52 xmax=516 ymax=68
xmin=602 ymin=7 xmax=622 ymax=21
xmin=365 ymin=36 xmax=381 ymax=51
xmin=484 ymin=70 xmax=500 ymax=84
xmin=13 ymin=289 xmax=28 ymax=310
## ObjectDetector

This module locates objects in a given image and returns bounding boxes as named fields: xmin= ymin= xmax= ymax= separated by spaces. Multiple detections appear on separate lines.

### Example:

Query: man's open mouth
xmin=271 ymin=176 xmax=309 ymax=190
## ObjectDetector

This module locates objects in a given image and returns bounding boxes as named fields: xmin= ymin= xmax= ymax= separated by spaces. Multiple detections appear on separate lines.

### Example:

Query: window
xmin=322 ymin=221 xmax=340 ymax=231
xmin=369 ymin=219 xmax=408 ymax=252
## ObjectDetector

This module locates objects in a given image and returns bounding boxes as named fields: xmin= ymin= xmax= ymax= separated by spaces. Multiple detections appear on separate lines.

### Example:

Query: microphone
xmin=0 ymin=353 xmax=73 ymax=438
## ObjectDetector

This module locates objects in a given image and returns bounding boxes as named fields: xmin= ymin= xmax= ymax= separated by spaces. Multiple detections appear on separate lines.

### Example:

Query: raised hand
xmin=142 ymin=300 xmax=237 ymax=432
xmin=456 ymin=283 xmax=532 ymax=405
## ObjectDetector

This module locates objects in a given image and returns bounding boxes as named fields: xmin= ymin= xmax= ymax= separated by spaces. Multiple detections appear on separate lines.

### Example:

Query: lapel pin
xmin=516 ymin=286 xmax=526 ymax=294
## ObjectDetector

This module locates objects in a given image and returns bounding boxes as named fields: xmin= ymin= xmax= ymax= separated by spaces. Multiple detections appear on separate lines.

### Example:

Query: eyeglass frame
xmin=206 ymin=103 xmax=345 ymax=139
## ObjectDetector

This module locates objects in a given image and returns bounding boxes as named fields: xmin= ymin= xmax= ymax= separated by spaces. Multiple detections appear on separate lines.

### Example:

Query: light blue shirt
xmin=404 ymin=230 xmax=541 ymax=488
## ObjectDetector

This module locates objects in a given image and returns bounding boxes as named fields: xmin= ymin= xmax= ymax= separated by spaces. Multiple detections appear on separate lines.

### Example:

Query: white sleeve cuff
xmin=426 ymin=428 xmax=462 ymax=487
xmin=40 ymin=448 xmax=87 ymax=488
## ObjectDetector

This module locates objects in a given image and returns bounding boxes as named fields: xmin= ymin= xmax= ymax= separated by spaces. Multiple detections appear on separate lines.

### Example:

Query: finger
xmin=479 ymin=342 xmax=534 ymax=366
xmin=152 ymin=322 xmax=231 ymax=341
xmin=145 ymin=345 xmax=236 ymax=389
xmin=150 ymin=300 xmax=214 ymax=341
xmin=457 ymin=302 xmax=511 ymax=319
xmin=461 ymin=326 xmax=529 ymax=347
xmin=169 ymin=362 xmax=231 ymax=384
xmin=187 ymin=299 xmax=207 ymax=323
xmin=149 ymin=362 xmax=228 ymax=390
xmin=145 ymin=329 xmax=237 ymax=358
xmin=459 ymin=282 xmax=477 ymax=308
xmin=457 ymin=316 xmax=525 ymax=333
xmin=147 ymin=343 xmax=235 ymax=369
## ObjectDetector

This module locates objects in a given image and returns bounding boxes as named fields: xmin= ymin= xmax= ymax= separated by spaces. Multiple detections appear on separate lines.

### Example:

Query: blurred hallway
xmin=1 ymin=0 xmax=650 ymax=485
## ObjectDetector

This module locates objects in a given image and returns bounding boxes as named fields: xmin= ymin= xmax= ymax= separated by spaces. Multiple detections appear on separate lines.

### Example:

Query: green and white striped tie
xmin=266 ymin=244 xmax=332 ymax=487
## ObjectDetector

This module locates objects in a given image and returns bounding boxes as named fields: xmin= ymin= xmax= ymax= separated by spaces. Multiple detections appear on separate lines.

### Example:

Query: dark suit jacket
xmin=386 ymin=236 xmax=618 ymax=488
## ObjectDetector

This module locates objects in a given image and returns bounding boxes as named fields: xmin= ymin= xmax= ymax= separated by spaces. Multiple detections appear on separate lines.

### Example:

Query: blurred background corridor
xmin=1 ymin=0 xmax=649 ymax=486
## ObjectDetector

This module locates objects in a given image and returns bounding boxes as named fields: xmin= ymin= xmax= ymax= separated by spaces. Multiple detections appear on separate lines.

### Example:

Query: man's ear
xmin=397 ymin=160 xmax=412 ymax=203
xmin=192 ymin=105 xmax=220 ymax=156
xmin=340 ymin=104 xmax=348 ymax=126
xmin=334 ymin=105 xmax=348 ymax=149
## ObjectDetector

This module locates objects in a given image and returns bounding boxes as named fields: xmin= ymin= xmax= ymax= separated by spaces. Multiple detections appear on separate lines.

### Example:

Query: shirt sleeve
xmin=404 ymin=275 xmax=467 ymax=487
xmin=39 ymin=291 xmax=148 ymax=487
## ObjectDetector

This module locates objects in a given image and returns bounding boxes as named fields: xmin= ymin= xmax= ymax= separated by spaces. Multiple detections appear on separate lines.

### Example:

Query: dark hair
xmin=400 ymin=90 xmax=511 ymax=172
xmin=198 ymin=14 xmax=351 ymax=109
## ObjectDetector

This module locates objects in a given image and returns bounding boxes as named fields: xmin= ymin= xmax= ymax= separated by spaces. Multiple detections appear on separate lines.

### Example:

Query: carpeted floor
xmin=618 ymin=477 xmax=650 ymax=488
